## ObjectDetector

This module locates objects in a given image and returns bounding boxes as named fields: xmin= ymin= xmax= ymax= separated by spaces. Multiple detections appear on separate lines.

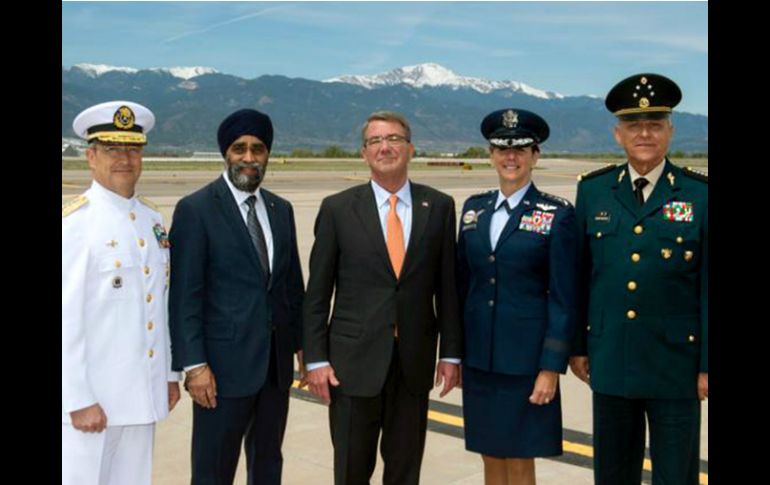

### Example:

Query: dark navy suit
xmin=169 ymin=175 xmax=304 ymax=485
xmin=457 ymin=183 xmax=577 ymax=457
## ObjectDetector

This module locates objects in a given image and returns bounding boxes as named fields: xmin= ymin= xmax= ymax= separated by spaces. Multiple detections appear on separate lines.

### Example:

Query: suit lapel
xmin=612 ymin=164 xmax=641 ymax=218
xmin=474 ymin=195 xmax=495 ymax=255
xmin=401 ymin=183 xmax=432 ymax=279
xmin=262 ymin=189 xmax=282 ymax=290
xmin=352 ymin=184 xmax=395 ymax=278
xmin=495 ymin=184 xmax=538 ymax=248
xmin=212 ymin=176 xmax=266 ymax=281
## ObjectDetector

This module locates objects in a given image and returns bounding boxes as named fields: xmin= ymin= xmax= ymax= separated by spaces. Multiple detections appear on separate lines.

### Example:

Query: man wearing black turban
xmin=169 ymin=109 xmax=306 ymax=484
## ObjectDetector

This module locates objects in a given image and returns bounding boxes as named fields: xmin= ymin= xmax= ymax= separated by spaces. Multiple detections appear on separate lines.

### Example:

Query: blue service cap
xmin=480 ymin=108 xmax=549 ymax=147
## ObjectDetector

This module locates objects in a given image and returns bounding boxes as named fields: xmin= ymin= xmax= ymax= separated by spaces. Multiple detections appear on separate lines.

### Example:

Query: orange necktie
xmin=386 ymin=194 xmax=405 ymax=278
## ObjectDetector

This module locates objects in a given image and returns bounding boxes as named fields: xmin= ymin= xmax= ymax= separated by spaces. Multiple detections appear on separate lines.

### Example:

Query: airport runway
xmin=62 ymin=158 xmax=708 ymax=484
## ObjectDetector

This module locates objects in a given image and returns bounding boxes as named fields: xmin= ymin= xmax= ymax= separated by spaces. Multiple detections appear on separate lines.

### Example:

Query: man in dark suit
xmin=570 ymin=74 xmax=708 ymax=485
xmin=169 ymin=109 xmax=305 ymax=485
xmin=303 ymin=111 xmax=463 ymax=485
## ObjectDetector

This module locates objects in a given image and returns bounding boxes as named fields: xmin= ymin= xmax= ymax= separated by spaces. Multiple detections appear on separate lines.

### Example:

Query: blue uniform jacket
xmin=457 ymin=184 xmax=578 ymax=375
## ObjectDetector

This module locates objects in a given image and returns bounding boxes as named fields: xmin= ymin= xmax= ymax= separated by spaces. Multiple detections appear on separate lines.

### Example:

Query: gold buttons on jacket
xmin=488 ymin=300 xmax=495 ymax=307
xmin=488 ymin=255 xmax=495 ymax=262
xmin=661 ymin=248 xmax=672 ymax=259
xmin=688 ymin=335 xmax=695 ymax=342
xmin=490 ymin=277 xmax=496 ymax=285
xmin=596 ymin=232 xmax=603 ymax=239
xmin=627 ymin=310 xmax=637 ymax=320
xmin=676 ymin=236 xmax=684 ymax=244
xmin=631 ymin=253 xmax=641 ymax=263
xmin=148 ymin=349 xmax=154 ymax=358
xmin=586 ymin=325 xmax=591 ymax=331
xmin=114 ymin=260 xmax=121 ymax=268
xmin=627 ymin=281 xmax=637 ymax=291
xmin=684 ymin=251 xmax=694 ymax=262
xmin=147 ymin=321 xmax=154 ymax=331
xmin=144 ymin=266 xmax=150 ymax=275
xmin=138 ymin=238 xmax=145 ymax=247
xmin=634 ymin=225 xmax=643 ymax=235
xmin=129 ymin=212 xmax=136 ymax=221
xmin=146 ymin=293 xmax=153 ymax=303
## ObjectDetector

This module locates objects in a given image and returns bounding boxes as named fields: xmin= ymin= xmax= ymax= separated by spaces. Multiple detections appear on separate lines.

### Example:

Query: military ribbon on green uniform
xmin=662 ymin=201 xmax=693 ymax=222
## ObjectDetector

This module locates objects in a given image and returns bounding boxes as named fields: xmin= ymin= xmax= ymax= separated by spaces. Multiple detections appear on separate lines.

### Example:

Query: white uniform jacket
xmin=62 ymin=181 xmax=178 ymax=425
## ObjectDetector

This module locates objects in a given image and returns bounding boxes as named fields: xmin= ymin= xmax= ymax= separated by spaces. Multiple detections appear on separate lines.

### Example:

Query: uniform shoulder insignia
xmin=466 ymin=189 xmax=497 ymax=201
xmin=62 ymin=195 xmax=88 ymax=218
xmin=137 ymin=195 xmax=160 ymax=212
xmin=682 ymin=166 xmax=708 ymax=183
xmin=577 ymin=163 xmax=618 ymax=182
xmin=540 ymin=191 xmax=572 ymax=208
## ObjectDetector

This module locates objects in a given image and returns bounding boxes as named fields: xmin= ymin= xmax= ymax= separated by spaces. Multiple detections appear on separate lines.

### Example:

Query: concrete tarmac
xmin=62 ymin=159 xmax=708 ymax=484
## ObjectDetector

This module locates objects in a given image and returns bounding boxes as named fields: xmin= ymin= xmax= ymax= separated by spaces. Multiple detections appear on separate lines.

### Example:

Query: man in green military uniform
xmin=570 ymin=73 xmax=707 ymax=485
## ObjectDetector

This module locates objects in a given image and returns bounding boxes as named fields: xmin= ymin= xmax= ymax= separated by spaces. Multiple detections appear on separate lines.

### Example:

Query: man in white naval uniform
xmin=62 ymin=100 xmax=181 ymax=485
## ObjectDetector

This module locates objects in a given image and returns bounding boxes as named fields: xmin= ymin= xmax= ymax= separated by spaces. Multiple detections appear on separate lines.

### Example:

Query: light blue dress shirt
xmin=490 ymin=182 xmax=531 ymax=250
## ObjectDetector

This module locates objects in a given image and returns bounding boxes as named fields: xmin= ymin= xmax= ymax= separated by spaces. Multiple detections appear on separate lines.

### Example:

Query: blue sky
xmin=62 ymin=1 xmax=708 ymax=115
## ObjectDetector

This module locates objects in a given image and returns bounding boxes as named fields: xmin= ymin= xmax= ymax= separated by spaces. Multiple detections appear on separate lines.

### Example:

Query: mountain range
xmin=62 ymin=63 xmax=708 ymax=153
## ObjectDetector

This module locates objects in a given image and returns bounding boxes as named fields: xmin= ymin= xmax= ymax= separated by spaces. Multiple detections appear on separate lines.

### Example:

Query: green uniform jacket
xmin=572 ymin=160 xmax=707 ymax=399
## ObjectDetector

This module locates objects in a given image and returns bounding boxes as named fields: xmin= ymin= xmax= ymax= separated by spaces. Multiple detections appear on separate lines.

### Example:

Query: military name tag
xmin=519 ymin=210 xmax=554 ymax=235
xmin=594 ymin=211 xmax=611 ymax=222
xmin=662 ymin=201 xmax=693 ymax=222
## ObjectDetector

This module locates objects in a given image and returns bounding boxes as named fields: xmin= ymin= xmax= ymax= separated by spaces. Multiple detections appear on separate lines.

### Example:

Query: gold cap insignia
xmin=113 ymin=106 xmax=136 ymax=130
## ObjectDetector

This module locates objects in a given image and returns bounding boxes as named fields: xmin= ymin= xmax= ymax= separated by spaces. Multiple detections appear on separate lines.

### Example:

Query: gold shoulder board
xmin=62 ymin=195 xmax=88 ymax=218
xmin=577 ymin=163 xmax=617 ymax=182
xmin=682 ymin=166 xmax=708 ymax=183
xmin=137 ymin=195 xmax=160 ymax=212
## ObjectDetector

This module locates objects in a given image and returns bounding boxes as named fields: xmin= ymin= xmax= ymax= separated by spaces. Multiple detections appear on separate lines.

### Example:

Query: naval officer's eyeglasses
xmin=97 ymin=144 xmax=144 ymax=158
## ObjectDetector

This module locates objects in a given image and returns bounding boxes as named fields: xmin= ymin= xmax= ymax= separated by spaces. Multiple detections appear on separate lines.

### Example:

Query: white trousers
xmin=62 ymin=423 xmax=155 ymax=485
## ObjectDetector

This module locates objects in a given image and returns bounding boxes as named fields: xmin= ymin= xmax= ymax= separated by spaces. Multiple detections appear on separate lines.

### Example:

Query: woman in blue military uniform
xmin=457 ymin=109 xmax=578 ymax=485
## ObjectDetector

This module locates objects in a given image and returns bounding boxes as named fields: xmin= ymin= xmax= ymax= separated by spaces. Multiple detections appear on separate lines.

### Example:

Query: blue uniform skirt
xmin=462 ymin=365 xmax=563 ymax=458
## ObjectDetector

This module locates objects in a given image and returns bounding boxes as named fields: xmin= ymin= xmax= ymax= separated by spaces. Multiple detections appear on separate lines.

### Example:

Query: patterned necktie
xmin=633 ymin=177 xmax=649 ymax=205
xmin=245 ymin=195 xmax=271 ymax=280
xmin=386 ymin=194 xmax=405 ymax=278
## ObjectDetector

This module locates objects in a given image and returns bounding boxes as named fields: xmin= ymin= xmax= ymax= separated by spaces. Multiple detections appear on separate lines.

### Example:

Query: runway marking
xmin=291 ymin=378 xmax=707 ymax=483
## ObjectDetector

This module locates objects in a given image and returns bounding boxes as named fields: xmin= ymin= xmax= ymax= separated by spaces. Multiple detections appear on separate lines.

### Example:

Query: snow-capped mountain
xmin=62 ymin=64 xmax=707 ymax=153
xmin=324 ymin=63 xmax=564 ymax=99
xmin=71 ymin=63 xmax=219 ymax=80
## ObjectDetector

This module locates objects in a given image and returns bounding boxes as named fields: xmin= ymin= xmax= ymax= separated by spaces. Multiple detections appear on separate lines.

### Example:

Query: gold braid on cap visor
xmin=86 ymin=131 xmax=147 ymax=144
xmin=613 ymin=106 xmax=672 ymax=117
